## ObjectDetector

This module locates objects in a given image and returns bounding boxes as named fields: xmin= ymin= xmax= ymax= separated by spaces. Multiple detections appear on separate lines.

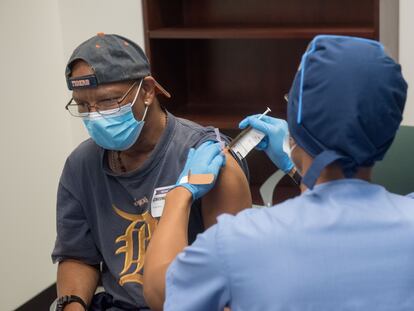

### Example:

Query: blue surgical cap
xmin=288 ymin=35 xmax=407 ymax=189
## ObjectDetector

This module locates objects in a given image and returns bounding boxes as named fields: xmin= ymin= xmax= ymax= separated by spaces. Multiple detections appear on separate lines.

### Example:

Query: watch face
xmin=56 ymin=297 xmax=67 ymax=311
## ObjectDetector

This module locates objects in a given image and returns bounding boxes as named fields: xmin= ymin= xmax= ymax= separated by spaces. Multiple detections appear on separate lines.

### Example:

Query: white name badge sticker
xmin=151 ymin=185 xmax=174 ymax=218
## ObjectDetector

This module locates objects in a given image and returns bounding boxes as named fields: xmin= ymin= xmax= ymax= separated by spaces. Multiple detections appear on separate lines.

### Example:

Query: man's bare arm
xmin=202 ymin=150 xmax=251 ymax=228
xmin=57 ymin=259 xmax=100 ymax=311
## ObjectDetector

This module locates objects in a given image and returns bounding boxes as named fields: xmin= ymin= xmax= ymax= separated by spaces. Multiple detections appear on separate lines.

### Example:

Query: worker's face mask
xmin=82 ymin=81 xmax=148 ymax=151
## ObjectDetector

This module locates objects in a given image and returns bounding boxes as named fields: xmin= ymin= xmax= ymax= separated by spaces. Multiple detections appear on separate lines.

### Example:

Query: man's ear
xmin=142 ymin=76 xmax=156 ymax=106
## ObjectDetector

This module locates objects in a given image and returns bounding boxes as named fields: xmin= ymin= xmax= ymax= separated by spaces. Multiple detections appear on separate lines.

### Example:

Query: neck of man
xmin=117 ymin=99 xmax=167 ymax=170
xmin=299 ymin=154 xmax=372 ymax=193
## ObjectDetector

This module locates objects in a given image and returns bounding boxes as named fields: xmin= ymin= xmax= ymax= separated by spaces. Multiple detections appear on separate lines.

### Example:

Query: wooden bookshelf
xmin=142 ymin=0 xmax=380 ymax=205
xmin=149 ymin=26 xmax=376 ymax=40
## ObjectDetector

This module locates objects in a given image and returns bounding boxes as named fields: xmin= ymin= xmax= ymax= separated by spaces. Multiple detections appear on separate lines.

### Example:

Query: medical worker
xmin=144 ymin=35 xmax=414 ymax=311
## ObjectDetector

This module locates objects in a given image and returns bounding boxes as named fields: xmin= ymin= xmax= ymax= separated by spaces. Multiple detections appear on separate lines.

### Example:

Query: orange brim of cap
xmin=155 ymin=80 xmax=171 ymax=98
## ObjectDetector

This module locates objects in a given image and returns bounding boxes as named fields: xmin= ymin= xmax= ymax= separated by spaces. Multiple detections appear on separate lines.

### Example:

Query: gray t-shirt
xmin=52 ymin=112 xmax=248 ymax=309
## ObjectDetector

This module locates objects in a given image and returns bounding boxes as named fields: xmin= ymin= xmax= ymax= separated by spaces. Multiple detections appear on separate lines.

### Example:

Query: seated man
xmin=148 ymin=35 xmax=414 ymax=310
xmin=51 ymin=33 xmax=251 ymax=311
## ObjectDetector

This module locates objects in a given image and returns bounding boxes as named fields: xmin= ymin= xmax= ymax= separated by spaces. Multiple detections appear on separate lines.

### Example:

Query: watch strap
xmin=56 ymin=295 xmax=87 ymax=311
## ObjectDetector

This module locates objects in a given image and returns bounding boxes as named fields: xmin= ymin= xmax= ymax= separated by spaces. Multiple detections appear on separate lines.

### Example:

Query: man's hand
xmin=239 ymin=115 xmax=294 ymax=173
xmin=64 ymin=303 xmax=85 ymax=311
xmin=175 ymin=141 xmax=226 ymax=200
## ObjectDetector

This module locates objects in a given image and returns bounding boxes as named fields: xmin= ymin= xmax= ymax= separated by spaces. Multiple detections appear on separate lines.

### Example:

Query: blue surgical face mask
xmin=82 ymin=80 xmax=148 ymax=151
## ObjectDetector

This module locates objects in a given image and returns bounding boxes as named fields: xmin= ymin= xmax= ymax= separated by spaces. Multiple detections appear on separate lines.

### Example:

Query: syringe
xmin=229 ymin=107 xmax=272 ymax=159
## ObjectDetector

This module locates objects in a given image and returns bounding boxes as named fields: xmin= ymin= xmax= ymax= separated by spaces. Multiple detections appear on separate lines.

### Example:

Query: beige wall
xmin=380 ymin=0 xmax=413 ymax=126
xmin=0 ymin=1 xmax=71 ymax=310
xmin=380 ymin=0 xmax=399 ymax=61
xmin=399 ymin=0 xmax=414 ymax=126
xmin=0 ymin=0 xmax=145 ymax=309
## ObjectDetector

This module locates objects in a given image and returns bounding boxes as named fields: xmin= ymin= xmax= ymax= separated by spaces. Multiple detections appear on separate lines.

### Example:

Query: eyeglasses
xmin=65 ymin=80 xmax=139 ymax=117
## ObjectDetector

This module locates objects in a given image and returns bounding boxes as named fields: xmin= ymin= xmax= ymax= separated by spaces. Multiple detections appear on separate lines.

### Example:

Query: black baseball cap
xmin=65 ymin=32 xmax=170 ymax=98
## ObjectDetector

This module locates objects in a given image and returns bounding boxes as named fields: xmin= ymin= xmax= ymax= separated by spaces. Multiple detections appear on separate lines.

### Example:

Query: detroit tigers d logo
xmin=113 ymin=205 xmax=158 ymax=285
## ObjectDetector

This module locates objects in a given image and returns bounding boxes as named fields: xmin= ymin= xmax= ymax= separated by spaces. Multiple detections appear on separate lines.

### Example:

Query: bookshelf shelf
xmin=149 ymin=26 xmax=376 ymax=40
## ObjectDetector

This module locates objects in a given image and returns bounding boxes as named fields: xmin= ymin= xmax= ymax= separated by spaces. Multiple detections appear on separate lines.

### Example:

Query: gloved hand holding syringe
xmin=235 ymin=109 xmax=302 ymax=185
xmin=228 ymin=107 xmax=271 ymax=160
xmin=180 ymin=106 xmax=301 ymax=197
xmin=214 ymin=107 xmax=301 ymax=185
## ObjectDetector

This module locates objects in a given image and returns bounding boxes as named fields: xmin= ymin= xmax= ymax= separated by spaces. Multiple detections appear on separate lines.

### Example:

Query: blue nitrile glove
xmin=175 ymin=141 xmax=226 ymax=201
xmin=239 ymin=115 xmax=294 ymax=173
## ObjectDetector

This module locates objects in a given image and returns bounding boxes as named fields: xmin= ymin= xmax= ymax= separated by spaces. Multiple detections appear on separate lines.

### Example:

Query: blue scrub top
xmin=165 ymin=179 xmax=414 ymax=311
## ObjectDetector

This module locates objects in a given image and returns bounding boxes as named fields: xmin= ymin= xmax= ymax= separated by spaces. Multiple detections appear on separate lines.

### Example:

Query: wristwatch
xmin=56 ymin=295 xmax=87 ymax=311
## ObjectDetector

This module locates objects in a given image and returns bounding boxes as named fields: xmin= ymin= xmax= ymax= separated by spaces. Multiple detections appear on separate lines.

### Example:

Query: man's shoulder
xmin=67 ymin=138 xmax=101 ymax=162
xmin=169 ymin=113 xmax=220 ymax=148
xmin=174 ymin=115 xmax=215 ymax=135
xmin=62 ymin=138 xmax=102 ymax=179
